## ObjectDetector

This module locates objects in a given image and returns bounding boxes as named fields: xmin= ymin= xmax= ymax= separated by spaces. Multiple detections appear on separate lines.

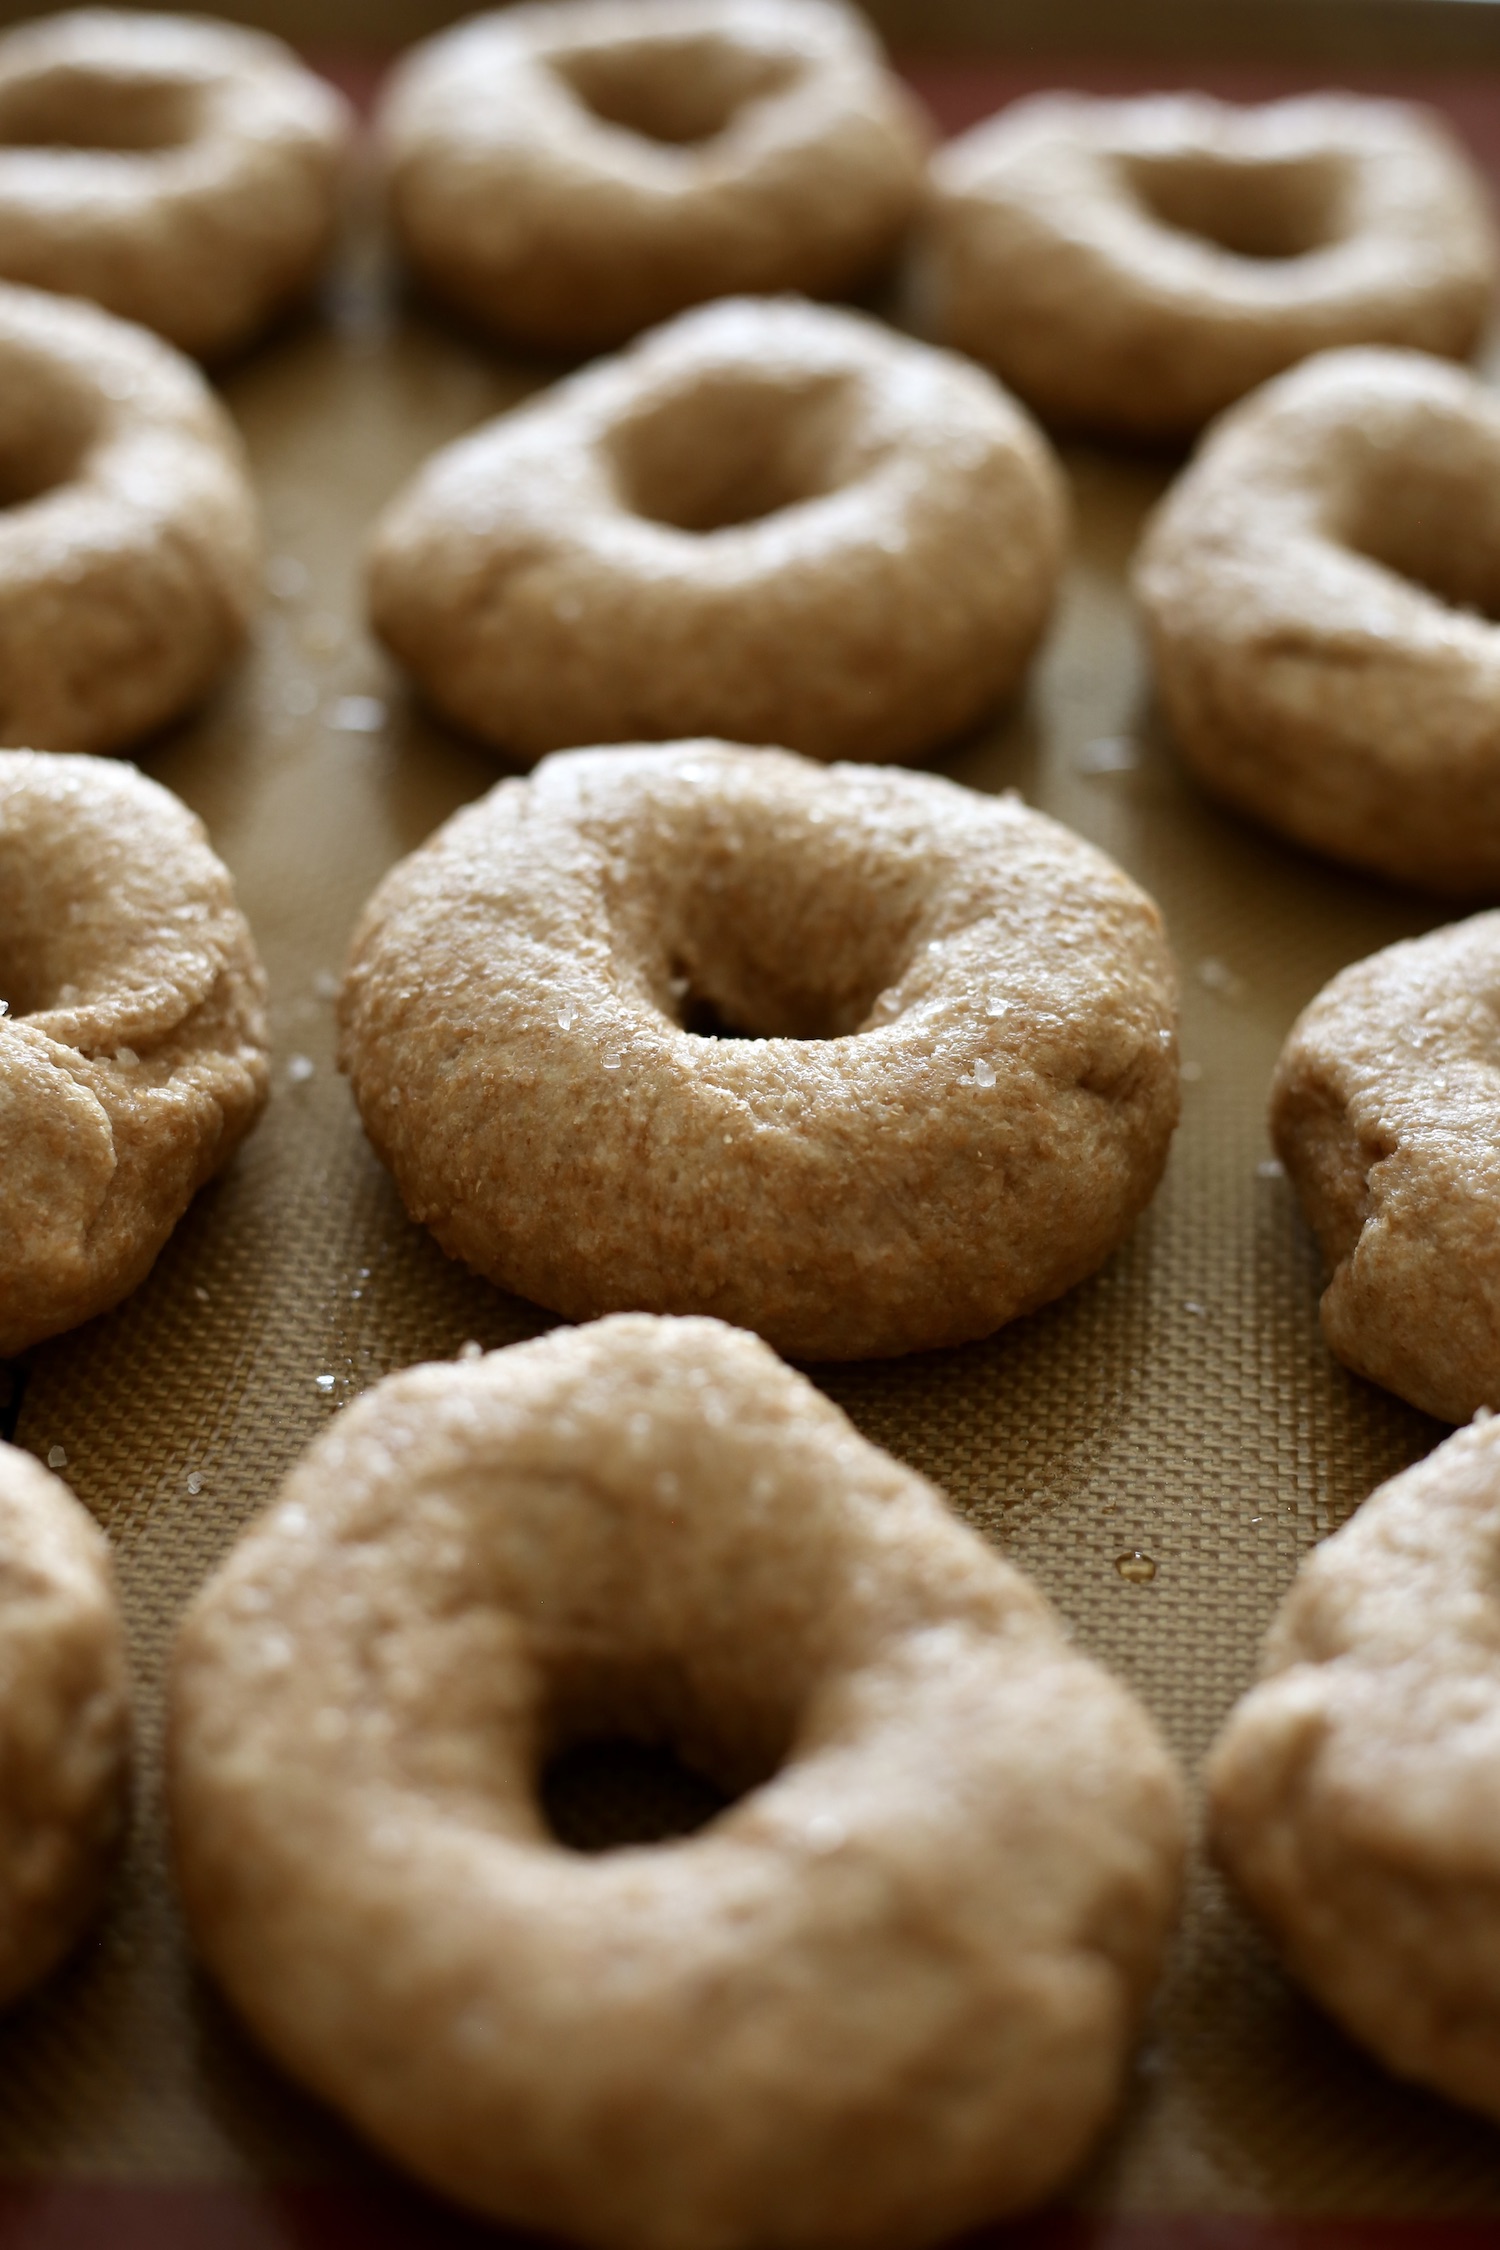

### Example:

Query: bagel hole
xmin=541 ymin=1739 xmax=731 ymax=1852
xmin=0 ymin=895 xmax=69 ymax=1019
xmin=0 ymin=914 xmax=54 ymax=1020
xmin=1120 ymin=148 xmax=1346 ymax=260
xmin=1343 ymin=454 xmax=1500 ymax=622
xmin=0 ymin=68 xmax=197 ymax=152
xmin=538 ymin=1657 xmax=789 ymax=1852
xmin=0 ymin=365 xmax=97 ymax=511
xmin=610 ymin=370 xmax=862 ymax=535
xmin=673 ymin=977 xmax=765 ymax=1041
xmin=551 ymin=35 xmax=797 ymax=148
xmin=668 ymin=948 xmax=901 ymax=1042
xmin=647 ymin=828 xmax=922 ymax=1040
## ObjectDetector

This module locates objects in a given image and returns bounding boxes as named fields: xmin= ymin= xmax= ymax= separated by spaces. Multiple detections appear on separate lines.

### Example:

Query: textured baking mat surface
xmin=3 ymin=49 xmax=1500 ymax=2250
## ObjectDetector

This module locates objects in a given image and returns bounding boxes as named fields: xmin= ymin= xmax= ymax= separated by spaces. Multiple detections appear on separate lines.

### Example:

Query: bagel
xmin=0 ymin=9 xmax=351 ymax=360
xmin=368 ymin=295 xmax=1067 ymax=766
xmin=0 ymin=1438 xmax=130 ymax=2010
xmin=169 ymin=1312 xmax=1187 ymax=2250
xmin=1210 ymin=1413 xmax=1500 ymax=2121
xmin=376 ymin=0 xmax=927 ymax=351
xmin=0 ymin=749 xmax=269 ymax=1355
xmin=920 ymin=92 xmax=1498 ymax=438
xmin=337 ymin=742 xmax=1180 ymax=1361
xmin=1134 ymin=348 xmax=1500 ymax=894
xmin=0 ymin=282 xmax=260 ymax=758
xmin=1271 ymin=910 xmax=1500 ymax=1426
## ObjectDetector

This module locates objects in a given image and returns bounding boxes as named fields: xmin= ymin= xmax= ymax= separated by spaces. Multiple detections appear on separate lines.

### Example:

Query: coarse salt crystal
xmin=330 ymin=695 xmax=387 ymax=734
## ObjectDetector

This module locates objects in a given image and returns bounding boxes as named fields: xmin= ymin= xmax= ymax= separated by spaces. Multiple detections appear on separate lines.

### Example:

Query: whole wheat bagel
xmin=0 ymin=749 xmax=269 ymax=1354
xmin=377 ymin=0 xmax=927 ymax=350
xmin=337 ymin=741 xmax=1179 ymax=1360
xmin=368 ymin=295 xmax=1067 ymax=766
xmin=171 ymin=1313 xmax=1186 ymax=2250
xmin=0 ymin=1439 xmax=130 ymax=2011
xmin=0 ymin=282 xmax=261 ymax=758
xmin=1211 ymin=1414 xmax=1500 ymax=2123
xmin=1271 ymin=909 xmax=1500 ymax=1425
xmin=0 ymin=9 xmax=350 ymax=359
xmin=921 ymin=92 xmax=1497 ymax=438
xmin=1135 ymin=348 xmax=1500 ymax=894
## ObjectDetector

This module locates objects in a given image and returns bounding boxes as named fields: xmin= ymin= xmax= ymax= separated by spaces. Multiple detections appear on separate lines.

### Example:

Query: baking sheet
xmin=2 ymin=45 xmax=1500 ymax=2247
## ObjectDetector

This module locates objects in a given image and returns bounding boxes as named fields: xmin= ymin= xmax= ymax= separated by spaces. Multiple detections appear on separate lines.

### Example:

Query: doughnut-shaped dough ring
xmin=1210 ymin=1414 xmax=1500 ymax=2119
xmin=1271 ymin=911 xmax=1500 ymax=1426
xmin=1135 ymin=348 xmax=1500 ymax=894
xmin=0 ymin=1439 xmax=130 ymax=2010
xmin=0 ymin=10 xmax=351 ymax=360
xmin=337 ymin=742 xmax=1180 ymax=1361
xmin=921 ymin=93 xmax=1498 ymax=439
xmin=0 ymin=750 xmax=269 ymax=1355
xmin=376 ymin=0 xmax=927 ymax=351
xmin=0 ymin=284 xmax=260 ymax=758
xmin=170 ymin=1313 xmax=1187 ymax=2250
xmin=368 ymin=295 xmax=1067 ymax=766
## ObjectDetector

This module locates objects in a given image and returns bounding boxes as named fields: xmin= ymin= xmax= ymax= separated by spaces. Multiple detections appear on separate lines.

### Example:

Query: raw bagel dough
xmin=921 ymin=92 xmax=1497 ymax=438
xmin=0 ymin=750 xmax=269 ymax=1354
xmin=337 ymin=741 xmax=1179 ymax=1360
xmin=1135 ymin=348 xmax=1500 ymax=894
xmin=171 ymin=1312 xmax=1187 ymax=2250
xmin=377 ymin=0 xmax=927 ymax=350
xmin=1210 ymin=1414 xmax=1500 ymax=2120
xmin=0 ymin=9 xmax=351 ymax=359
xmin=1271 ymin=910 xmax=1500 ymax=1425
xmin=368 ymin=294 xmax=1066 ymax=766
xmin=0 ymin=1438 xmax=130 ymax=2010
xmin=0 ymin=282 xmax=261 ymax=758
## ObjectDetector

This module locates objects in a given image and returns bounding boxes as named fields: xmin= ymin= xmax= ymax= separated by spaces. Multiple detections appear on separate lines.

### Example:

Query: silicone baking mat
xmin=2 ymin=40 xmax=1500 ymax=2250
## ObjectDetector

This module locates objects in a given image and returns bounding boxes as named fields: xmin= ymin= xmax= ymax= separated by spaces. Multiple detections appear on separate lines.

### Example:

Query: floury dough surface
xmin=0 ymin=282 xmax=261 ymax=758
xmin=0 ymin=751 xmax=270 ymax=1355
xmin=1271 ymin=910 xmax=1500 ymax=1425
xmin=1133 ymin=348 xmax=1500 ymax=894
xmin=170 ymin=1314 xmax=1187 ymax=2250
xmin=921 ymin=91 xmax=1497 ymax=438
xmin=0 ymin=9 xmax=351 ymax=361
xmin=0 ymin=1439 xmax=130 ymax=2011
xmin=337 ymin=741 xmax=1180 ymax=1361
xmin=377 ymin=0 xmax=927 ymax=351
xmin=367 ymin=294 xmax=1067 ymax=767
xmin=1210 ymin=1415 xmax=1500 ymax=2122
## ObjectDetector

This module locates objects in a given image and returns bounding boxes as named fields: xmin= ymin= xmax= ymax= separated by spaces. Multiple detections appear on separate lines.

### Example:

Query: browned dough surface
xmin=170 ymin=1313 xmax=1187 ymax=2250
xmin=0 ymin=750 xmax=270 ymax=1355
